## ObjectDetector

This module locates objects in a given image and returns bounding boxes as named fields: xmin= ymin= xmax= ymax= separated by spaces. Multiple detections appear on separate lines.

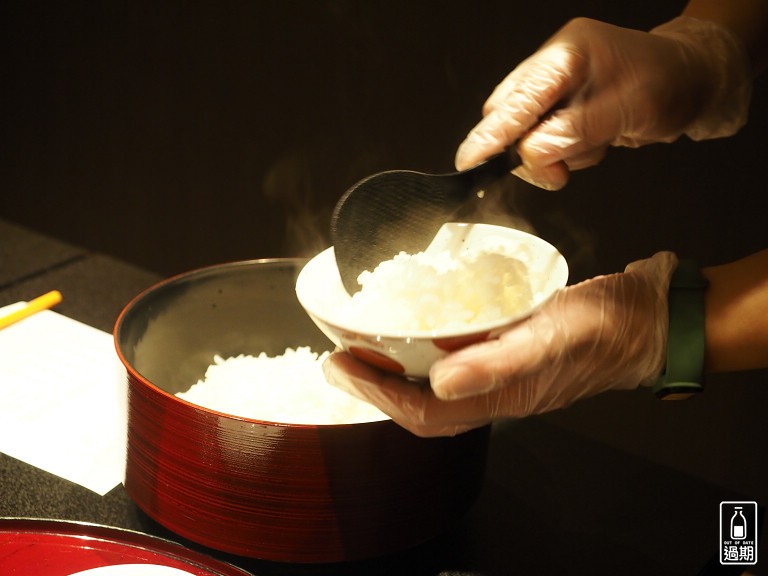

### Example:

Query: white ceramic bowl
xmin=296 ymin=223 xmax=568 ymax=378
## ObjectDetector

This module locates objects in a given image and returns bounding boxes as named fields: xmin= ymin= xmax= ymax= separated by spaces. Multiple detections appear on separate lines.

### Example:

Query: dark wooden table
xmin=0 ymin=218 xmax=760 ymax=575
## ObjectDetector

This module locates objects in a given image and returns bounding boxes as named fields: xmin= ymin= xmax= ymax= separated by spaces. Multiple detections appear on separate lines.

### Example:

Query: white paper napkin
xmin=0 ymin=301 xmax=126 ymax=496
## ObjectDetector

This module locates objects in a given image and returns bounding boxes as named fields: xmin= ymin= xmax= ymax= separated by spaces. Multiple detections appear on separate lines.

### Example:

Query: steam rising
xmin=262 ymin=150 xmax=597 ymax=279
xmin=262 ymin=152 xmax=333 ymax=258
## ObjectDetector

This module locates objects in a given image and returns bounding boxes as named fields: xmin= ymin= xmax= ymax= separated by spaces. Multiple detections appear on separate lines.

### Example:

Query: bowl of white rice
xmin=296 ymin=223 xmax=568 ymax=378
xmin=114 ymin=258 xmax=489 ymax=563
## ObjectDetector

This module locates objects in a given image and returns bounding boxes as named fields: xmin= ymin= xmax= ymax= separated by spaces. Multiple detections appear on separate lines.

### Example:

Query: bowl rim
xmin=296 ymin=227 xmax=569 ymax=340
xmin=113 ymin=257 xmax=391 ymax=429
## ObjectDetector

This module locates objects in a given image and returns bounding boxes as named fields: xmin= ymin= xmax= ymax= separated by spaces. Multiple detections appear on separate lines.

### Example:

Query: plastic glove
xmin=456 ymin=16 xmax=752 ymax=190
xmin=323 ymin=252 xmax=678 ymax=437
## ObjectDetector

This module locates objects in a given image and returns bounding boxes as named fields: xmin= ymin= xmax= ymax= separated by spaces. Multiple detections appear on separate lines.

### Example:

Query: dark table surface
xmin=0 ymin=218 xmax=761 ymax=575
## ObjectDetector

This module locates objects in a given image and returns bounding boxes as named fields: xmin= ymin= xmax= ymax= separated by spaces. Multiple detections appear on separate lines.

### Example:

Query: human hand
xmin=456 ymin=16 xmax=751 ymax=190
xmin=323 ymin=252 xmax=678 ymax=437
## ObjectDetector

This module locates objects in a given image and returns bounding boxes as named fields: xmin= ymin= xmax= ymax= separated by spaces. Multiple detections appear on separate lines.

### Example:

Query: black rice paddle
xmin=331 ymin=151 xmax=520 ymax=295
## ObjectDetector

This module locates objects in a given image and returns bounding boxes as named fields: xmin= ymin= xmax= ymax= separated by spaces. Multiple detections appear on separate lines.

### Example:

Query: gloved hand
xmin=323 ymin=252 xmax=678 ymax=437
xmin=456 ymin=16 xmax=752 ymax=190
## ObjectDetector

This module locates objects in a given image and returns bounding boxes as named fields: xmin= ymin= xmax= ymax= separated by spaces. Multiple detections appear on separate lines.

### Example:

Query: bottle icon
xmin=731 ymin=506 xmax=747 ymax=540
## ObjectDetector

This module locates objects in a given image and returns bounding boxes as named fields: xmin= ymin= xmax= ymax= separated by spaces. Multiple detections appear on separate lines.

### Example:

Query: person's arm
xmin=703 ymin=249 xmax=768 ymax=372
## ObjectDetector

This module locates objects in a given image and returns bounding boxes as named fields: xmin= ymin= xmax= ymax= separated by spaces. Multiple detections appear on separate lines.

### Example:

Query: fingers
xmin=455 ymin=47 xmax=606 ymax=190
xmin=455 ymin=45 xmax=583 ymax=172
xmin=429 ymin=309 xmax=560 ymax=401
xmin=456 ymin=18 xmax=654 ymax=190
xmin=321 ymin=296 xmax=571 ymax=437
xmin=323 ymin=352 xmax=494 ymax=437
xmin=511 ymin=103 xmax=612 ymax=189
xmin=322 ymin=253 xmax=678 ymax=437
xmin=511 ymin=161 xmax=570 ymax=191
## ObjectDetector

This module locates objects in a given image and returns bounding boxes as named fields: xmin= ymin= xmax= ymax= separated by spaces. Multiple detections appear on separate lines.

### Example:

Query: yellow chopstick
xmin=0 ymin=290 xmax=63 ymax=331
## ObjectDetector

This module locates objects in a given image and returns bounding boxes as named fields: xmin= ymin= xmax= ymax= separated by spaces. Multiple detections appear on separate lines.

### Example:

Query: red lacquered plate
xmin=0 ymin=518 xmax=253 ymax=576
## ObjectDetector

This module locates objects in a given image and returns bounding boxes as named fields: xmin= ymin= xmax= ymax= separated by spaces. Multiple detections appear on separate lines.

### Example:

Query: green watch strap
xmin=653 ymin=259 xmax=708 ymax=400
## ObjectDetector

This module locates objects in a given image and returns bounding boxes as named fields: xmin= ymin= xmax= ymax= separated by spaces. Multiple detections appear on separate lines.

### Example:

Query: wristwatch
xmin=653 ymin=259 xmax=708 ymax=400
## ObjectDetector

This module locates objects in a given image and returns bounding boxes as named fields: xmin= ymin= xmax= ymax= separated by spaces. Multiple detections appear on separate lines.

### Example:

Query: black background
xmin=3 ymin=1 xmax=766 ymax=279
xmin=2 ymin=1 xmax=767 ymax=570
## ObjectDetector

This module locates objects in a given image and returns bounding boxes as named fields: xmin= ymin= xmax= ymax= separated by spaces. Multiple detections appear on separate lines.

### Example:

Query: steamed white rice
xmin=176 ymin=347 xmax=388 ymax=425
xmin=340 ymin=248 xmax=533 ymax=333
